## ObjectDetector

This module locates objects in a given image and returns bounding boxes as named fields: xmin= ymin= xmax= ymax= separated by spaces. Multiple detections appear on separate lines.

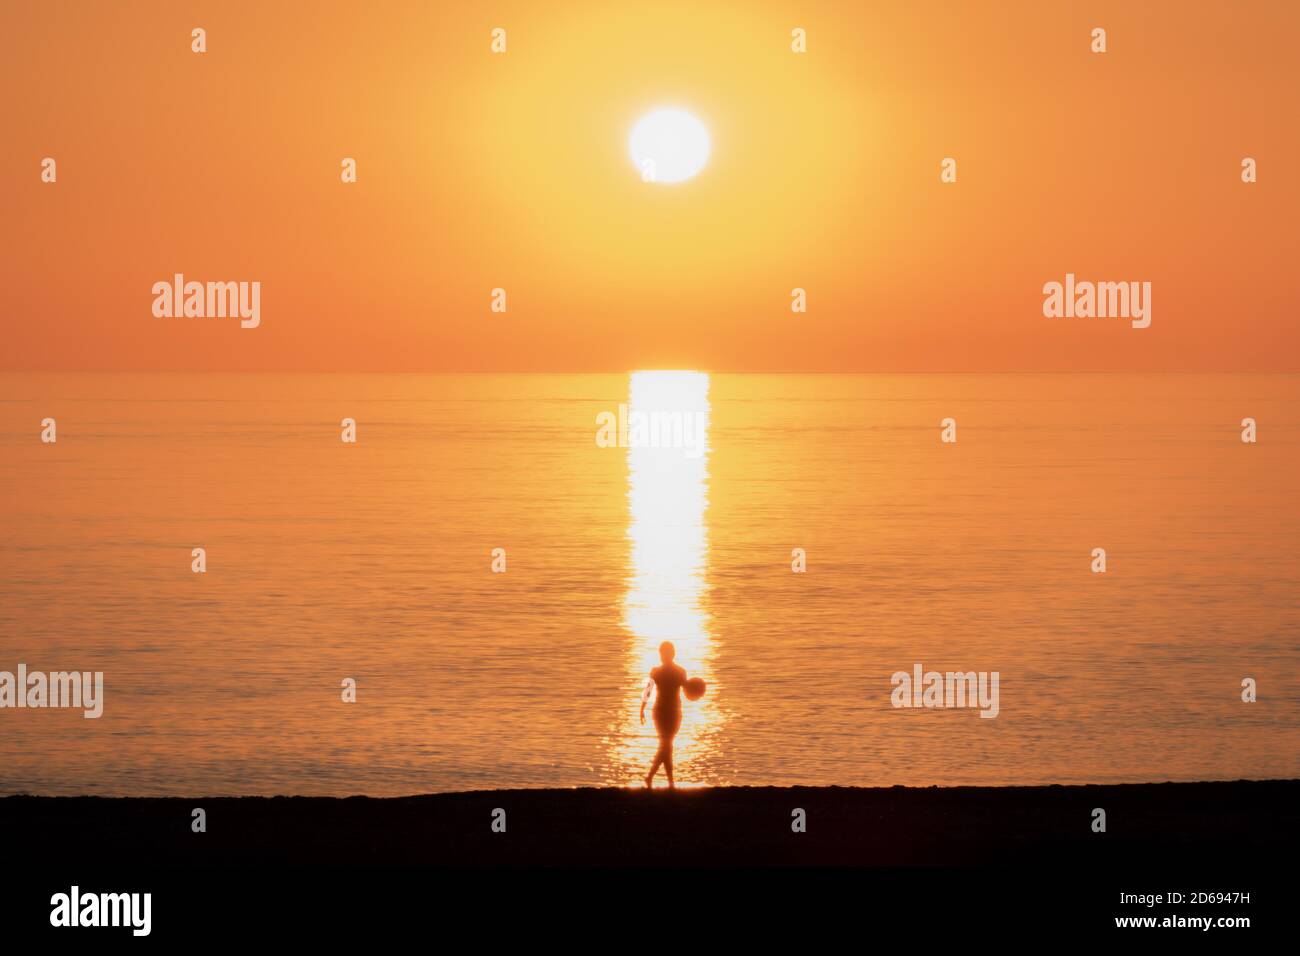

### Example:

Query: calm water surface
xmin=1 ymin=372 xmax=1297 ymax=795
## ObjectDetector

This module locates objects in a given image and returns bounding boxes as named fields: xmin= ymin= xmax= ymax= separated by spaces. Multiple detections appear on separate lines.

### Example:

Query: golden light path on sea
xmin=615 ymin=371 xmax=720 ymax=787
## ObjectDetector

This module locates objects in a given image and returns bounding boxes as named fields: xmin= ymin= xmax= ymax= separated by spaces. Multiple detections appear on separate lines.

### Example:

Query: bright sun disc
xmin=628 ymin=109 xmax=711 ymax=184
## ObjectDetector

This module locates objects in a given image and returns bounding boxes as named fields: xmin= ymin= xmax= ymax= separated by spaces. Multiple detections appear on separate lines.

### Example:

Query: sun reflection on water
xmin=613 ymin=370 xmax=720 ymax=786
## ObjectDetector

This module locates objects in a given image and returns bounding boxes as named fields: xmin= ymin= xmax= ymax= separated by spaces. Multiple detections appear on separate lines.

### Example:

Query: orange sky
xmin=2 ymin=0 xmax=1296 ymax=372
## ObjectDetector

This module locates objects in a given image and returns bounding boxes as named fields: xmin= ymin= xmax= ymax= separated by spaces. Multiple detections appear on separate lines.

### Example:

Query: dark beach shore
xmin=3 ymin=779 xmax=1295 ymax=867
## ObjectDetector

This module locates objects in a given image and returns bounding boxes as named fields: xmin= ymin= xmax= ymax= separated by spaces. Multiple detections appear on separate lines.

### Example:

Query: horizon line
xmin=6 ymin=368 xmax=1300 ymax=376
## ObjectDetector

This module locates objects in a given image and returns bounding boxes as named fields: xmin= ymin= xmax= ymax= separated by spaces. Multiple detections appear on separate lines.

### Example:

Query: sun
xmin=628 ymin=108 xmax=711 ymax=184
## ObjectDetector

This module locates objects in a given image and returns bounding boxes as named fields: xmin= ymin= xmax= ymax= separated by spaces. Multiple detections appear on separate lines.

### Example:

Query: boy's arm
xmin=639 ymin=677 xmax=654 ymax=722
